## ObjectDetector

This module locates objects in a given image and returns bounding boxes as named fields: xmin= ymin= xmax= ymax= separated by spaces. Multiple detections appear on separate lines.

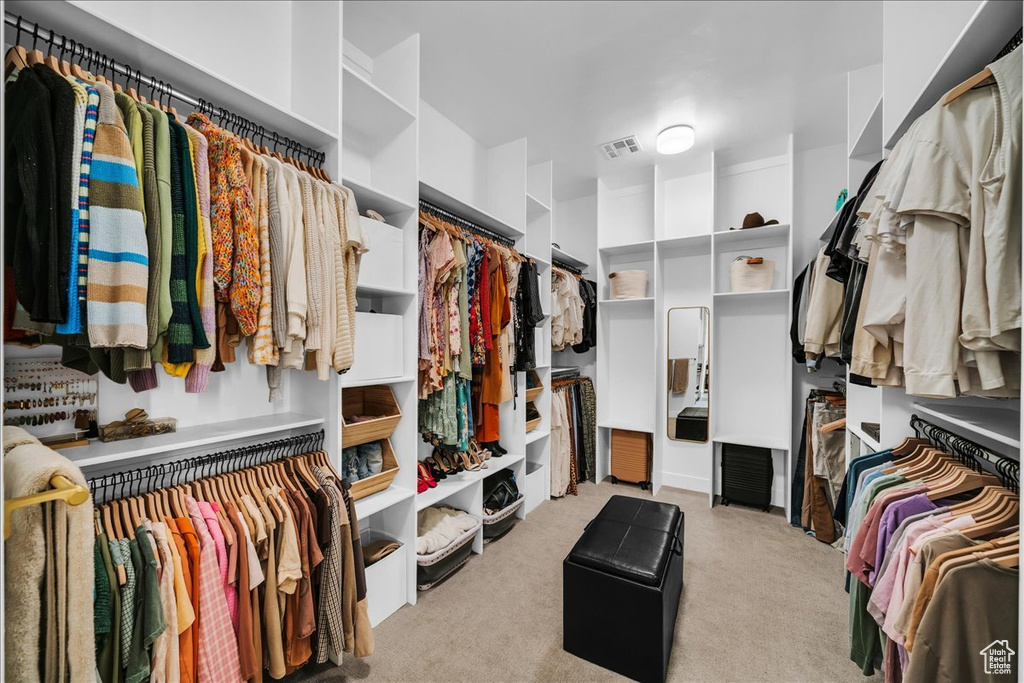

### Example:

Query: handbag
xmin=482 ymin=469 xmax=520 ymax=513
xmin=729 ymin=256 xmax=775 ymax=292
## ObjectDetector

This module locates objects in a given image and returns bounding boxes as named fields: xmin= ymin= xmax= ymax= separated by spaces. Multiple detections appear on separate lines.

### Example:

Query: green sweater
xmin=143 ymin=103 xmax=173 ymax=360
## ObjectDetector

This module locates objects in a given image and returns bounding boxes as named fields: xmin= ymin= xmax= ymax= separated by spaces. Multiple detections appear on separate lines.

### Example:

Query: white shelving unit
xmin=340 ymin=25 xmax=420 ymax=623
xmin=595 ymin=139 xmax=794 ymax=517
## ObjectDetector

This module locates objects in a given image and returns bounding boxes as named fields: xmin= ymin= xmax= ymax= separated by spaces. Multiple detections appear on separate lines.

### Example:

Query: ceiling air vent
xmin=598 ymin=135 xmax=642 ymax=160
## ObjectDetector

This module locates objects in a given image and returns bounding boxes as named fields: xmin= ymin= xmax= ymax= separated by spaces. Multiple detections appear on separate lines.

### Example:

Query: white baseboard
xmin=660 ymin=472 xmax=710 ymax=494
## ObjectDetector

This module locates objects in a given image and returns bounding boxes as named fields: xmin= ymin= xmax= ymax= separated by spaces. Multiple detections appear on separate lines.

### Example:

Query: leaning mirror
xmin=667 ymin=306 xmax=710 ymax=443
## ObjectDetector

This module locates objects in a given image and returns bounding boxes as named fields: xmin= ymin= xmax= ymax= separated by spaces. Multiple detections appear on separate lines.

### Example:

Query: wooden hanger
xmin=943 ymin=66 xmax=993 ymax=105
xmin=4 ymin=21 xmax=30 ymax=78
xmin=962 ymin=500 xmax=1020 ymax=540
xmin=26 ymin=25 xmax=44 ymax=66
xmin=891 ymin=437 xmax=929 ymax=458
xmin=926 ymin=467 xmax=1001 ymax=500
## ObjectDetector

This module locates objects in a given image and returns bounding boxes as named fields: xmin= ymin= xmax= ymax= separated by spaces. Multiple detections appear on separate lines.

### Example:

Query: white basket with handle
xmin=729 ymin=256 xmax=775 ymax=292
xmin=608 ymin=270 xmax=648 ymax=299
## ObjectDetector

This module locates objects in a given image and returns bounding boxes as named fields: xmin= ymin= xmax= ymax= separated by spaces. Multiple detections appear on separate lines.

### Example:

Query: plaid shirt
xmin=185 ymin=496 xmax=243 ymax=682
xmin=312 ymin=467 xmax=345 ymax=663
xmin=112 ymin=538 xmax=136 ymax=670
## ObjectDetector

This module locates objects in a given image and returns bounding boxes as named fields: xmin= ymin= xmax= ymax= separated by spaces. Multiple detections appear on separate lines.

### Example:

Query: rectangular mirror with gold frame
xmin=667 ymin=306 xmax=710 ymax=443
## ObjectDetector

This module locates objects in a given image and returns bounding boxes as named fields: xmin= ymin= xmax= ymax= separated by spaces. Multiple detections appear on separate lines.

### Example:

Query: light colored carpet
xmin=297 ymin=482 xmax=881 ymax=683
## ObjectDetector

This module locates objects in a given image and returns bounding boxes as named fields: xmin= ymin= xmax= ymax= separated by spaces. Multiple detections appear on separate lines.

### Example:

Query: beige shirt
xmin=803 ymin=246 xmax=844 ymax=359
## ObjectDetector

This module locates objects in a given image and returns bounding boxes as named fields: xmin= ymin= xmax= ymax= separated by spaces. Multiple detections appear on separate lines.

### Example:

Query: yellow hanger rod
xmin=4 ymin=475 xmax=90 ymax=540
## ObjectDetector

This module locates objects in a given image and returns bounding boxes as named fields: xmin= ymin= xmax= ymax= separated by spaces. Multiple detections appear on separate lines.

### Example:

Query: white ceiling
xmin=346 ymin=1 xmax=882 ymax=200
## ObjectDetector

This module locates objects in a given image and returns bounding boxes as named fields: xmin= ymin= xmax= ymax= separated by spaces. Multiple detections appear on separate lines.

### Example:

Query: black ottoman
xmin=563 ymin=496 xmax=684 ymax=683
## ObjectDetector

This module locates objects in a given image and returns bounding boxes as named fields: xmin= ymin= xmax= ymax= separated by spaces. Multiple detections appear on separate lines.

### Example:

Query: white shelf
xmin=599 ymin=297 xmax=655 ymax=305
xmin=356 ymin=282 xmax=416 ymax=298
xmin=526 ymin=429 xmax=550 ymax=445
xmin=599 ymin=240 xmax=656 ymax=259
xmin=849 ymin=95 xmax=883 ymax=159
xmin=415 ymin=474 xmax=476 ymax=511
xmin=527 ymin=193 xmax=551 ymax=221
xmin=419 ymin=181 xmax=524 ymax=239
xmin=658 ymin=233 xmax=712 ymax=256
xmin=342 ymin=375 xmax=416 ymax=388
xmin=343 ymin=176 xmax=417 ymax=217
xmin=599 ymin=420 xmax=654 ymax=434
xmin=551 ymin=246 xmax=588 ymax=270
xmin=66 ymin=413 xmax=325 ymax=469
xmin=473 ymin=452 xmax=525 ymax=477
xmin=848 ymin=424 xmax=882 ymax=453
xmin=714 ymin=289 xmax=789 ymax=299
xmin=526 ymin=252 xmax=551 ymax=267
xmin=712 ymin=223 xmax=790 ymax=247
xmin=342 ymin=65 xmax=416 ymax=148
xmin=713 ymin=433 xmax=791 ymax=451
xmin=354 ymin=485 xmax=415 ymax=520
xmin=913 ymin=402 xmax=1021 ymax=450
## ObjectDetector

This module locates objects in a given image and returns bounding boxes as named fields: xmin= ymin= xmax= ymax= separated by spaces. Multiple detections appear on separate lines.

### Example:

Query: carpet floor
xmin=295 ymin=482 xmax=880 ymax=683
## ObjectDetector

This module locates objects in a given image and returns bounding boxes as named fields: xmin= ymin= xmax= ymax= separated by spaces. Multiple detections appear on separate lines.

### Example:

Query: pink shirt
xmin=867 ymin=514 xmax=948 ymax=630
xmin=185 ymin=496 xmax=243 ymax=683
xmin=197 ymin=501 xmax=238 ymax=630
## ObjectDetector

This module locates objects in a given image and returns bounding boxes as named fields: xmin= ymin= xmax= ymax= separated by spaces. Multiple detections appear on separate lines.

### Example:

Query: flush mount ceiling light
xmin=656 ymin=125 xmax=695 ymax=155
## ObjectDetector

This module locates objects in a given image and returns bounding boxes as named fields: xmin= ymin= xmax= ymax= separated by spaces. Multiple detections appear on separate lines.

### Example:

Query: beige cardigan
xmin=4 ymin=427 xmax=95 ymax=683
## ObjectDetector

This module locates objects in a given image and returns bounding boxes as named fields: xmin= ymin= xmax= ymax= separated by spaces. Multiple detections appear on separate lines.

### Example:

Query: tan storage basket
xmin=343 ymin=385 xmax=401 ymax=448
xmin=608 ymin=270 xmax=648 ymax=299
xmin=526 ymin=400 xmax=541 ymax=433
xmin=526 ymin=369 xmax=543 ymax=403
xmin=729 ymin=256 xmax=775 ymax=292
xmin=349 ymin=438 xmax=400 ymax=501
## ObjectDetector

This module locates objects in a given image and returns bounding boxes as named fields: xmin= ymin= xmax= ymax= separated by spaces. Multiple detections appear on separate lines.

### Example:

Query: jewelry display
xmin=3 ymin=358 xmax=99 ymax=438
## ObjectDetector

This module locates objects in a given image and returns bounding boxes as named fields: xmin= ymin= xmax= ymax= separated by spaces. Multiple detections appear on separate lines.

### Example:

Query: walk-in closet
xmin=2 ymin=2 xmax=1020 ymax=682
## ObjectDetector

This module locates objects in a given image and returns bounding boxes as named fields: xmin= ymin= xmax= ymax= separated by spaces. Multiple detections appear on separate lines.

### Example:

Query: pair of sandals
xmin=425 ymin=441 xmax=492 ymax=480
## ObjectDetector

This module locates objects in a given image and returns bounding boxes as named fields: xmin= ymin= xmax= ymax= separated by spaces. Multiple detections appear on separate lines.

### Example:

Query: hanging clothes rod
xmin=87 ymin=429 xmax=326 ymax=502
xmin=552 ymin=259 xmax=583 ymax=276
xmin=418 ymin=199 xmax=516 ymax=247
xmin=910 ymin=414 xmax=1019 ymax=492
xmin=3 ymin=12 xmax=326 ymax=166
xmin=4 ymin=474 xmax=90 ymax=539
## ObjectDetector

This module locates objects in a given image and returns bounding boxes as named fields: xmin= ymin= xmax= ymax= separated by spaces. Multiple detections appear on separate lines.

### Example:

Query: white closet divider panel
xmin=598 ymin=173 xmax=655 ymax=249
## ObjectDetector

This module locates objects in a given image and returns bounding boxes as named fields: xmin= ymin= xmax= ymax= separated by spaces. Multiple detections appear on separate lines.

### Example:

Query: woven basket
xmin=343 ymin=385 xmax=401 ymax=448
xmin=609 ymin=270 xmax=648 ymax=299
xmin=729 ymin=256 xmax=775 ymax=292
xmin=349 ymin=438 xmax=400 ymax=501
xmin=526 ymin=369 xmax=543 ymax=403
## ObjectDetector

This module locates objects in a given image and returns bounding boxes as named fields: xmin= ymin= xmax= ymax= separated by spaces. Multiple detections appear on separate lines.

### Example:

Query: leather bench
xmin=563 ymin=495 xmax=684 ymax=683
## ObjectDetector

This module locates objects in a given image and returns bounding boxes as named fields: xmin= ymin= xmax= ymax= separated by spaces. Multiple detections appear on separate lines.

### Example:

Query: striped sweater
xmin=55 ymin=77 xmax=89 ymax=335
xmin=163 ymin=116 xmax=194 ymax=366
xmin=86 ymin=82 xmax=149 ymax=348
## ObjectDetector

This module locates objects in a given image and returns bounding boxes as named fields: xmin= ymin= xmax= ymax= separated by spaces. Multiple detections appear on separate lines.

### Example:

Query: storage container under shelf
xmin=526 ymin=369 xmax=543 ymax=403
xmin=343 ymin=385 xmax=402 ymax=448
xmin=360 ymin=529 xmax=407 ymax=627
xmin=417 ymin=513 xmax=481 ymax=591
xmin=348 ymin=312 xmax=405 ymax=382
xmin=482 ymin=495 xmax=524 ymax=543
xmin=525 ymin=461 xmax=547 ymax=513
xmin=346 ymin=438 xmax=400 ymax=501
xmin=357 ymin=216 xmax=405 ymax=291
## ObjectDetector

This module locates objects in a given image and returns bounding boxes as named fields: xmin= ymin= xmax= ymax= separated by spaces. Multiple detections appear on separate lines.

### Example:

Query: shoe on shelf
xmin=426 ymin=458 xmax=448 ymax=481
xmin=469 ymin=438 xmax=492 ymax=463
xmin=484 ymin=441 xmax=507 ymax=456
xmin=417 ymin=462 xmax=438 ymax=490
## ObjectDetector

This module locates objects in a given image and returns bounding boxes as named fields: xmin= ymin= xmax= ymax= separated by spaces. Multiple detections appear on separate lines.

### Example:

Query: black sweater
xmin=34 ymin=64 xmax=77 ymax=322
xmin=5 ymin=65 xmax=63 ymax=322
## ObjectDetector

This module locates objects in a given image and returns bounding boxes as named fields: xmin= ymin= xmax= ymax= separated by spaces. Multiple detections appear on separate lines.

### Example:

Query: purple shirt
xmin=870 ymin=493 xmax=937 ymax=585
